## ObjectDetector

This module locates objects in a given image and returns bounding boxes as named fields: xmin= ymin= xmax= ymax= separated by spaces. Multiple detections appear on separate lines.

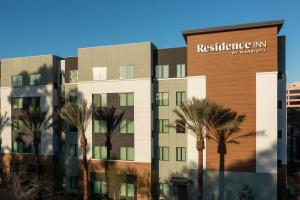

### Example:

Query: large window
xmin=30 ymin=73 xmax=41 ymax=86
xmin=93 ymin=67 xmax=107 ymax=80
xmin=156 ymin=92 xmax=169 ymax=106
xmin=92 ymin=94 xmax=107 ymax=107
xmin=120 ymin=183 xmax=135 ymax=198
xmin=120 ymin=120 xmax=134 ymax=134
xmin=176 ymin=91 xmax=186 ymax=106
xmin=11 ymin=75 xmax=23 ymax=87
xmin=70 ymin=144 xmax=78 ymax=157
xmin=93 ymin=180 xmax=107 ymax=195
xmin=120 ymin=147 xmax=134 ymax=161
xmin=119 ymin=65 xmax=134 ymax=79
xmin=69 ymin=70 xmax=78 ymax=83
xmin=93 ymin=120 xmax=107 ymax=133
xmin=69 ymin=176 xmax=78 ymax=190
xmin=119 ymin=93 xmax=134 ymax=106
xmin=159 ymin=183 xmax=170 ymax=197
xmin=176 ymin=120 xmax=185 ymax=133
xmin=13 ymin=141 xmax=24 ymax=153
xmin=93 ymin=146 xmax=107 ymax=160
xmin=176 ymin=64 xmax=186 ymax=78
xmin=176 ymin=147 xmax=186 ymax=161
xmin=30 ymin=97 xmax=40 ymax=109
xmin=157 ymin=147 xmax=169 ymax=161
xmin=156 ymin=119 xmax=169 ymax=134
xmin=156 ymin=65 xmax=169 ymax=79
xmin=12 ymin=97 xmax=23 ymax=109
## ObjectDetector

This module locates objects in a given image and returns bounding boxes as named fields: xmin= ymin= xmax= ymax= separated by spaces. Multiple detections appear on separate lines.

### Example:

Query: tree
xmin=0 ymin=112 xmax=9 ymax=180
xmin=93 ymin=106 xmax=124 ymax=198
xmin=17 ymin=107 xmax=53 ymax=180
xmin=59 ymin=100 xmax=93 ymax=200
xmin=204 ymin=101 xmax=253 ymax=200
xmin=173 ymin=97 xmax=209 ymax=200
xmin=136 ymin=170 xmax=153 ymax=200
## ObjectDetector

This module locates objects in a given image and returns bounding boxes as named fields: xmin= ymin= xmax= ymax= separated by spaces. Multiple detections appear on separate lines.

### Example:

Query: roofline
xmin=182 ymin=20 xmax=284 ymax=41
xmin=0 ymin=54 xmax=60 ymax=61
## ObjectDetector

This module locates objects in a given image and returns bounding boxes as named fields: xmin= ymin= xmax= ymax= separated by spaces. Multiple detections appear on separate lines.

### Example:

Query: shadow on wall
xmin=203 ymin=142 xmax=278 ymax=200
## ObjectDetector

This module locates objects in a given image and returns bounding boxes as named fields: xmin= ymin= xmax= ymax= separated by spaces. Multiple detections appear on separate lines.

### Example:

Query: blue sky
xmin=0 ymin=0 xmax=299 ymax=82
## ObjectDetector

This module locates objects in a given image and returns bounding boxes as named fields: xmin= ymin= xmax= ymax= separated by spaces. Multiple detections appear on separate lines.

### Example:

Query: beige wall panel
xmin=118 ymin=44 xmax=134 ymax=65
xmin=92 ymin=47 xmax=107 ymax=67
xmin=78 ymin=48 xmax=93 ymax=81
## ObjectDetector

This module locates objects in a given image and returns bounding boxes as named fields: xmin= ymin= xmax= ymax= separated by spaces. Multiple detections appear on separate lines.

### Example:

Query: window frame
xmin=69 ymin=70 xmax=78 ymax=83
xmin=176 ymin=64 xmax=186 ymax=78
xmin=176 ymin=147 xmax=186 ymax=161
xmin=156 ymin=92 xmax=169 ymax=106
xmin=119 ymin=93 xmax=134 ymax=107
xmin=156 ymin=119 xmax=169 ymax=134
xmin=29 ymin=73 xmax=41 ymax=86
xmin=119 ymin=65 xmax=134 ymax=79
xmin=120 ymin=147 xmax=134 ymax=161
xmin=157 ymin=146 xmax=169 ymax=161
xmin=176 ymin=91 xmax=186 ymax=106
xmin=93 ymin=67 xmax=107 ymax=81
xmin=11 ymin=75 xmax=23 ymax=87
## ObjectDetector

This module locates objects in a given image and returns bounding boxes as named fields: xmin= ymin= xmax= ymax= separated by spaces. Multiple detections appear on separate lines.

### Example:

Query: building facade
xmin=287 ymin=82 xmax=300 ymax=108
xmin=0 ymin=20 xmax=286 ymax=200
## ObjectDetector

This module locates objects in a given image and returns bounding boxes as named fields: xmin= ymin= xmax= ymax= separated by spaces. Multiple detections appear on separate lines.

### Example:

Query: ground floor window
xmin=159 ymin=183 xmax=170 ymax=197
xmin=120 ymin=183 xmax=135 ymax=198
xmin=93 ymin=180 xmax=108 ymax=195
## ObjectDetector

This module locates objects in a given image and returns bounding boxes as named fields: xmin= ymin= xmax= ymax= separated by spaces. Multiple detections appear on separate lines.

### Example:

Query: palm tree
xmin=173 ymin=97 xmax=209 ymax=200
xmin=204 ymin=101 xmax=253 ymax=200
xmin=17 ymin=107 xmax=53 ymax=179
xmin=59 ymin=100 xmax=93 ymax=200
xmin=0 ymin=112 xmax=10 ymax=152
xmin=93 ymin=106 xmax=124 ymax=199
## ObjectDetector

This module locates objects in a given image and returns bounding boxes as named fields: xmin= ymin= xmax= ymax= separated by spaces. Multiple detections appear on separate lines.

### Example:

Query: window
xmin=93 ymin=146 xmax=107 ymax=160
xmin=156 ymin=119 xmax=169 ymax=134
xmin=290 ymin=90 xmax=300 ymax=94
xmin=69 ymin=95 xmax=77 ymax=103
xmin=70 ymin=144 xmax=78 ymax=157
xmin=176 ymin=120 xmax=185 ymax=133
xmin=176 ymin=64 xmax=186 ymax=78
xmin=93 ymin=180 xmax=107 ymax=195
xmin=11 ymin=75 xmax=23 ymax=87
xmin=156 ymin=92 xmax=169 ymax=106
xmin=93 ymin=67 xmax=107 ymax=80
xmin=119 ymin=65 xmax=134 ymax=79
xmin=30 ymin=97 xmax=39 ymax=109
xmin=93 ymin=120 xmax=107 ymax=133
xmin=159 ymin=183 xmax=170 ymax=197
xmin=176 ymin=147 xmax=186 ymax=161
xmin=30 ymin=73 xmax=41 ymax=86
xmin=70 ymin=176 xmax=78 ymax=189
xmin=92 ymin=94 xmax=107 ymax=107
xmin=278 ymin=130 xmax=282 ymax=139
xmin=69 ymin=70 xmax=78 ymax=83
xmin=12 ymin=97 xmax=23 ymax=109
xmin=119 ymin=93 xmax=134 ymax=106
xmin=12 ymin=119 xmax=22 ymax=131
xmin=156 ymin=65 xmax=169 ymax=79
xmin=120 ymin=183 xmax=135 ymax=198
xmin=13 ymin=141 xmax=24 ymax=153
xmin=176 ymin=91 xmax=186 ymax=105
xmin=157 ymin=147 xmax=169 ymax=161
xmin=120 ymin=147 xmax=134 ymax=161
xmin=120 ymin=120 xmax=134 ymax=134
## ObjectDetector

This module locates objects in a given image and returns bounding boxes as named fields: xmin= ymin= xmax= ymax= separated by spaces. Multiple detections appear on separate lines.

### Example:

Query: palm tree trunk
xmin=80 ymin=136 xmax=89 ymax=200
xmin=34 ymin=145 xmax=40 ymax=180
xmin=105 ymin=136 xmax=112 ymax=199
xmin=218 ymin=153 xmax=225 ymax=200
xmin=196 ymin=138 xmax=205 ymax=200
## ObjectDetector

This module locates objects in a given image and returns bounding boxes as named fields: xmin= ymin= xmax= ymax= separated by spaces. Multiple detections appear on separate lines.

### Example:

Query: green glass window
xmin=93 ymin=146 xmax=107 ymax=160
xmin=120 ymin=147 xmax=134 ymax=161
xmin=156 ymin=92 xmax=169 ymax=106
xmin=30 ymin=97 xmax=39 ymax=109
xmin=119 ymin=65 xmax=134 ymax=79
xmin=30 ymin=73 xmax=41 ymax=86
xmin=120 ymin=183 xmax=135 ymax=197
xmin=119 ymin=93 xmax=134 ymax=106
xmin=69 ymin=70 xmax=78 ymax=83
xmin=93 ymin=120 xmax=107 ymax=133
xmin=13 ymin=141 xmax=24 ymax=153
xmin=157 ymin=147 xmax=169 ymax=161
xmin=70 ymin=144 xmax=78 ymax=157
xmin=159 ymin=183 xmax=170 ymax=197
xmin=155 ymin=65 xmax=169 ymax=79
xmin=12 ymin=97 xmax=23 ymax=109
xmin=92 ymin=94 xmax=107 ymax=107
xmin=93 ymin=181 xmax=107 ymax=195
xmin=176 ymin=64 xmax=186 ymax=78
xmin=176 ymin=91 xmax=186 ymax=106
xmin=176 ymin=147 xmax=186 ymax=161
xmin=120 ymin=120 xmax=134 ymax=134
xmin=156 ymin=119 xmax=169 ymax=133
xmin=11 ymin=75 xmax=23 ymax=87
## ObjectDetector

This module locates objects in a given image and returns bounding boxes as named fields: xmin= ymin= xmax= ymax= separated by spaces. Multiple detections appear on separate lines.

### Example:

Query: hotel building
xmin=0 ymin=20 xmax=286 ymax=200
xmin=287 ymin=82 xmax=300 ymax=108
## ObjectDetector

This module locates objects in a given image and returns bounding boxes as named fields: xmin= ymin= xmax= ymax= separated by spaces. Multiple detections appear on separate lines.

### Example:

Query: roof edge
xmin=182 ymin=20 xmax=284 ymax=41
